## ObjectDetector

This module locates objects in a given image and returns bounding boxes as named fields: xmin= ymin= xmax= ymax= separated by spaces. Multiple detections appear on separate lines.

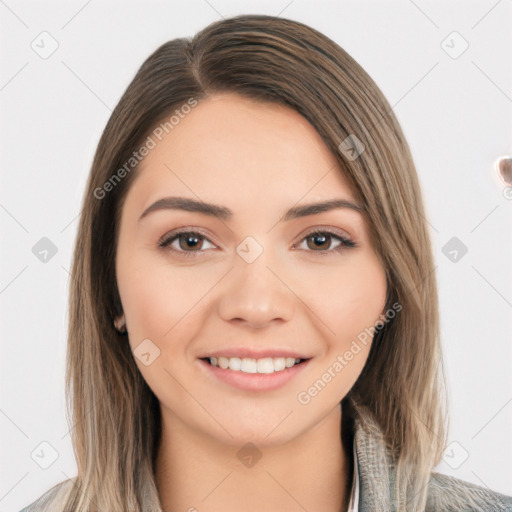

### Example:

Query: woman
xmin=20 ymin=14 xmax=511 ymax=512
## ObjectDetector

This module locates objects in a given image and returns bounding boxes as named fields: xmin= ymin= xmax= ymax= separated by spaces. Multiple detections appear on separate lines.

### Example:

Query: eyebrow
xmin=138 ymin=196 xmax=364 ymax=223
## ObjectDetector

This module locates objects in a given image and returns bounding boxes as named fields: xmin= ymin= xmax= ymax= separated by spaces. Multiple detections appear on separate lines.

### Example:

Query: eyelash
xmin=157 ymin=227 xmax=357 ymax=259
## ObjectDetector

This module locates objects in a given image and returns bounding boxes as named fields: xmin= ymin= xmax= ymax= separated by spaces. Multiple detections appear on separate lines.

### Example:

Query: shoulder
xmin=426 ymin=472 xmax=512 ymax=512
xmin=18 ymin=478 xmax=74 ymax=512
xmin=348 ymin=397 xmax=512 ymax=511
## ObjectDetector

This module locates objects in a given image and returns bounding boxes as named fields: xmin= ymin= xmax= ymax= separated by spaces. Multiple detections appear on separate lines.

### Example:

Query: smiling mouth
xmin=200 ymin=356 xmax=309 ymax=374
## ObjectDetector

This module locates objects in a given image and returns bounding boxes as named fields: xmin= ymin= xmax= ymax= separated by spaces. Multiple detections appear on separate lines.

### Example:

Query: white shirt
xmin=346 ymin=441 xmax=360 ymax=512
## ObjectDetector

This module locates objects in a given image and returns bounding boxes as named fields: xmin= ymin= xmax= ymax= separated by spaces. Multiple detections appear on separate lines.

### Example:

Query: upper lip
xmin=200 ymin=348 xmax=311 ymax=360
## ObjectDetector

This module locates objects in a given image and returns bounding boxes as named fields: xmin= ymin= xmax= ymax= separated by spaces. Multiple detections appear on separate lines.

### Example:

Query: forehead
xmin=130 ymin=93 xmax=360 ymax=210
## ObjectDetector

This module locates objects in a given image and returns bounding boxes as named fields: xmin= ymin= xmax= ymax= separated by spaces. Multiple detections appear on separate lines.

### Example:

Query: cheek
xmin=116 ymin=252 xmax=197 ymax=343
xmin=300 ymin=260 xmax=386 ymax=402
xmin=116 ymin=260 xmax=208 ymax=397
xmin=118 ymin=263 xmax=163 ymax=337
xmin=117 ymin=255 xmax=224 ymax=374
xmin=302 ymin=255 xmax=387 ymax=343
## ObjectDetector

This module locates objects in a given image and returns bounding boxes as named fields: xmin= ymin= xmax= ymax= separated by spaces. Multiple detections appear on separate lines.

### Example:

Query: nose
xmin=216 ymin=251 xmax=295 ymax=329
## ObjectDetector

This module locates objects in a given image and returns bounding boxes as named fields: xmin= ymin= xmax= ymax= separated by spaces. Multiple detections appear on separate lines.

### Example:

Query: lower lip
xmin=199 ymin=358 xmax=311 ymax=392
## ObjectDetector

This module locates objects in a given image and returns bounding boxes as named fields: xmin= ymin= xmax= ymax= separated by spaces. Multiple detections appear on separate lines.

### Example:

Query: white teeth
xmin=240 ymin=358 xmax=257 ymax=373
xmin=286 ymin=357 xmax=297 ymax=368
xmin=257 ymin=357 xmax=274 ymax=374
xmin=208 ymin=356 xmax=304 ymax=373
xmin=228 ymin=357 xmax=241 ymax=371
xmin=273 ymin=357 xmax=286 ymax=371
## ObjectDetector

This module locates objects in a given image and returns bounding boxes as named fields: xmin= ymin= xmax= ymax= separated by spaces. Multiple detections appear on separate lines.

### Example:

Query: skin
xmin=115 ymin=93 xmax=388 ymax=512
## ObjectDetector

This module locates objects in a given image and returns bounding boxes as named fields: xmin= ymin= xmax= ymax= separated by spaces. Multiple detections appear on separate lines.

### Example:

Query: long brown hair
xmin=55 ymin=13 xmax=446 ymax=511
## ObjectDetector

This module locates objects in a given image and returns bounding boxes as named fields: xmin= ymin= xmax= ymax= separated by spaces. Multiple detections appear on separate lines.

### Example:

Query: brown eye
xmin=305 ymin=232 xmax=331 ymax=250
xmin=296 ymin=230 xmax=356 ymax=254
xmin=158 ymin=231 xmax=216 ymax=255
xmin=176 ymin=233 xmax=203 ymax=251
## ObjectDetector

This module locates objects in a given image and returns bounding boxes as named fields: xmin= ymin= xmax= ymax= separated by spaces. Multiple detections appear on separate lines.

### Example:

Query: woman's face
xmin=115 ymin=92 xmax=387 ymax=446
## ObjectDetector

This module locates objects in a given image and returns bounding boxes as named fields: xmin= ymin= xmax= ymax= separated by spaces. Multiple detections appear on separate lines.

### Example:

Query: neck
xmin=155 ymin=404 xmax=353 ymax=512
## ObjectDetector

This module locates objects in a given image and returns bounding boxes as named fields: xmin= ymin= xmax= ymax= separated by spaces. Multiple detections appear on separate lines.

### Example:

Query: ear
xmin=113 ymin=314 xmax=127 ymax=333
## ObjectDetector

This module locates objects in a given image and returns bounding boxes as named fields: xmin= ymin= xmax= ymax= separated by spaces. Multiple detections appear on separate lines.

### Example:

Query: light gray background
xmin=1 ymin=1 xmax=511 ymax=510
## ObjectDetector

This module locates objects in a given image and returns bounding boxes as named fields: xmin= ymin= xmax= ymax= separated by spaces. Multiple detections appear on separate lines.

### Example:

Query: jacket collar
xmin=349 ymin=396 xmax=395 ymax=511
xmin=353 ymin=398 xmax=394 ymax=512
xmin=347 ymin=397 xmax=512 ymax=512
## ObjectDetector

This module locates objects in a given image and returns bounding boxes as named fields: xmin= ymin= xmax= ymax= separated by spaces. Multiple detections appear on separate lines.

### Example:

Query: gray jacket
xmin=20 ymin=400 xmax=512 ymax=512
xmin=351 ymin=402 xmax=512 ymax=511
